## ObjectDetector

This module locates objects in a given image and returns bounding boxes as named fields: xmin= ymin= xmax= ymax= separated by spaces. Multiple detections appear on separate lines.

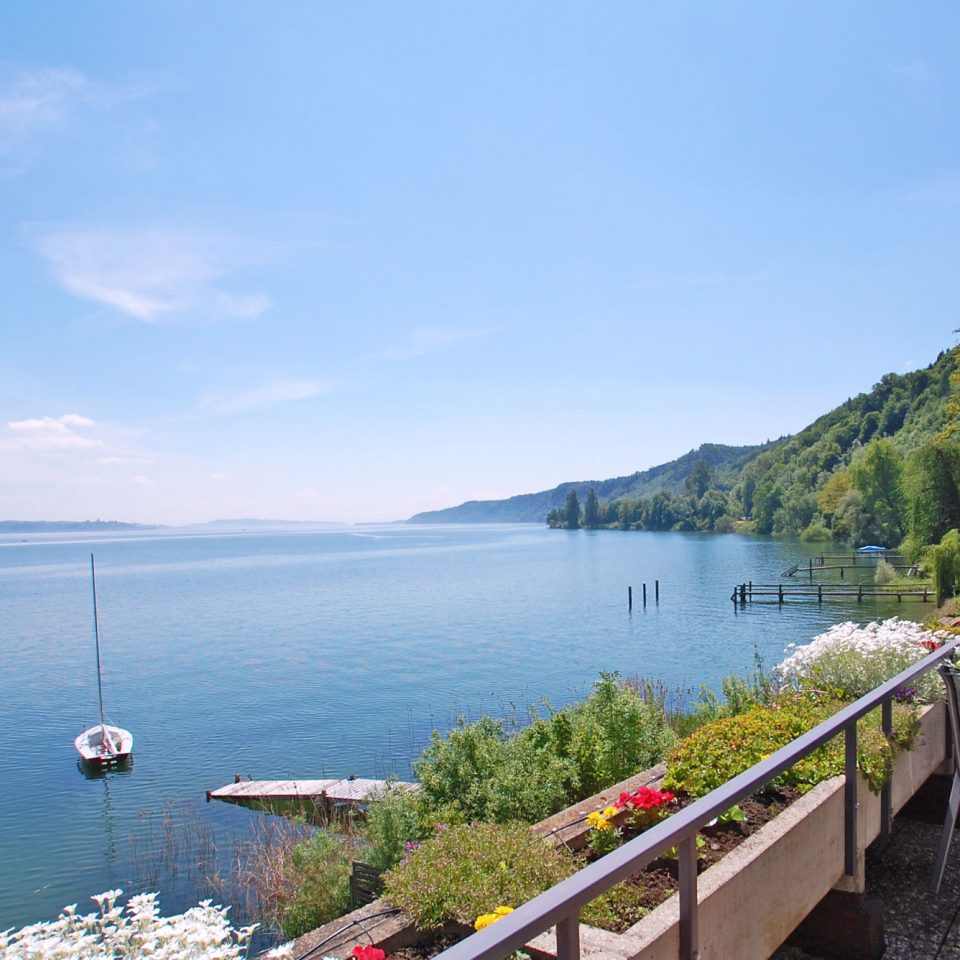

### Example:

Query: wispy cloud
xmin=199 ymin=378 xmax=329 ymax=416
xmin=367 ymin=327 xmax=493 ymax=363
xmin=0 ymin=66 xmax=90 ymax=156
xmin=4 ymin=413 xmax=100 ymax=451
xmin=29 ymin=225 xmax=272 ymax=323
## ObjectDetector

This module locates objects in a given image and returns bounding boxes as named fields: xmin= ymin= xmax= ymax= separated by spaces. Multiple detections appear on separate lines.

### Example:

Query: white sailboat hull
xmin=75 ymin=724 xmax=134 ymax=765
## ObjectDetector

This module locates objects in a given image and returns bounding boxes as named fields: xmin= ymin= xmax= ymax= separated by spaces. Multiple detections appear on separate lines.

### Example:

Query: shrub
xmin=413 ymin=673 xmax=675 ymax=825
xmin=800 ymin=523 xmax=832 ymax=542
xmin=662 ymin=693 xmax=919 ymax=797
xmin=928 ymin=529 xmax=960 ymax=606
xmin=544 ymin=672 xmax=676 ymax=797
xmin=775 ymin=618 xmax=949 ymax=702
xmin=361 ymin=784 xmax=430 ymax=871
xmin=281 ymin=829 xmax=354 ymax=938
xmin=383 ymin=822 xmax=573 ymax=929
xmin=874 ymin=558 xmax=898 ymax=584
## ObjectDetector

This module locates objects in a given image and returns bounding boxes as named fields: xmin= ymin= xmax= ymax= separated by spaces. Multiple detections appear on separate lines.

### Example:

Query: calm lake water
xmin=0 ymin=523 xmax=931 ymax=934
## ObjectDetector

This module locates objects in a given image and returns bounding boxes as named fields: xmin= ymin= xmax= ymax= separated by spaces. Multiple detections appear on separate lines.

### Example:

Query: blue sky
xmin=1 ymin=2 xmax=958 ymax=524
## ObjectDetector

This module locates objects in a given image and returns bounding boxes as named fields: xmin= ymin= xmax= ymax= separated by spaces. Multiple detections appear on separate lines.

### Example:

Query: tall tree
xmin=582 ymin=488 xmax=599 ymax=529
xmin=564 ymin=489 xmax=581 ymax=529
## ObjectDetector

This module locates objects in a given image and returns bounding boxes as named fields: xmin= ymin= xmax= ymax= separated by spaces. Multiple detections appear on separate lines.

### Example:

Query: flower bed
xmin=293 ymin=618 xmax=952 ymax=960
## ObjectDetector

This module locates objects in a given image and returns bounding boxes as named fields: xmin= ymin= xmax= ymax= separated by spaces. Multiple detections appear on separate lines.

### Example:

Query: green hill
xmin=409 ymin=344 xmax=960 ymax=547
xmin=408 ymin=442 xmax=773 ymax=524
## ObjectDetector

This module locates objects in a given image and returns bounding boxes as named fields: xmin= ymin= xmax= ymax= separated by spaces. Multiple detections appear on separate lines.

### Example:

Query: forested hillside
xmin=411 ymin=344 xmax=960 ymax=563
xmin=407 ymin=442 xmax=771 ymax=524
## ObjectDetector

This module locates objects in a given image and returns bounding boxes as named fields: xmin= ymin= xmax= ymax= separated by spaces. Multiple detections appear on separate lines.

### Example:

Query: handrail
xmin=432 ymin=637 xmax=960 ymax=960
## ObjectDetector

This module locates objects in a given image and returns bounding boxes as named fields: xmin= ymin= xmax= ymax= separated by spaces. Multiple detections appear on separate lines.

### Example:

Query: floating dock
xmin=206 ymin=775 xmax=417 ymax=807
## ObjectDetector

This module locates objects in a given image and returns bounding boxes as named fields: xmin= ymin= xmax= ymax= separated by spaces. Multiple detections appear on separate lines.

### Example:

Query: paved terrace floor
xmin=773 ymin=775 xmax=960 ymax=960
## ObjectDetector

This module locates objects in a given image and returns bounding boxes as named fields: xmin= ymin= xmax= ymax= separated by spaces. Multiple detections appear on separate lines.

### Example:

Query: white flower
xmin=0 ymin=892 xmax=271 ymax=960
xmin=774 ymin=617 xmax=951 ymax=702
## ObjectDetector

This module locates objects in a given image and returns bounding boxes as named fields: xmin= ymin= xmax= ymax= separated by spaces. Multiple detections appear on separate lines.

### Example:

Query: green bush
xmin=281 ymin=829 xmax=354 ymax=938
xmin=383 ymin=822 xmax=574 ymax=929
xmin=874 ymin=558 xmax=898 ymax=584
xmin=800 ymin=523 xmax=833 ymax=542
xmin=928 ymin=528 xmax=960 ymax=606
xmin=413 ymin=674 xmax=675 ymax=824
xmin=662 ymin=694 xmax=918 ymax=798
xmin=360 ymin=783 xmax=430 ymax=871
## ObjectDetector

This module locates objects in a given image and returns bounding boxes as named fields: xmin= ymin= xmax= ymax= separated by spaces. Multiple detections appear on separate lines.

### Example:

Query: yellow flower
xmin=586 ymin=810 xmax=611 ymax=831
xmin=602 ymin=805 xmax=619 ymax=819
xmin=474 ymin=907 xmax=513 ymax=931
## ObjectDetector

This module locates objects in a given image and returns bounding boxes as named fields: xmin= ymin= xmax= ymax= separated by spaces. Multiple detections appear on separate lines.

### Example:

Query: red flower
xmin=353 ymin=946 xmax=387 ymax=960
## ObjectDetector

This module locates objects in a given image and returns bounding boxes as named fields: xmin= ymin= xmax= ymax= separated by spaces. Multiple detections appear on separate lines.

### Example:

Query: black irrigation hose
xmin=294 ymin=908 xmax=402 ymax=960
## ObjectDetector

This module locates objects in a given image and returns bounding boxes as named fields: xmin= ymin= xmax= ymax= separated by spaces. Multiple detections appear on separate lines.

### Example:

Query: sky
xmin=1 ymin=2 xmax=958 ymax=525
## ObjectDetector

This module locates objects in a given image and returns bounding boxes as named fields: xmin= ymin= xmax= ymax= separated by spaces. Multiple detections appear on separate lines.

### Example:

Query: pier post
xmin=779 ymin=583 xmax=784 ymax=604
xmin=628 ymin=586 xmax=632 ymax=611
xmin=655 ymin=579 xmax=660 ymax=602
xmin=818 ymin=584 xmax=823 ymax=604
xmin=858 ymin=584 xmax=863 ymax=602
xmin=642 ymin=583 xmax=647 ymax=607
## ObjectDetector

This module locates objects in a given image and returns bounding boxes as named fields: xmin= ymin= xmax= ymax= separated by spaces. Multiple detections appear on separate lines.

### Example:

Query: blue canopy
xmin=857 ymin=545 xmax=887 ymax=552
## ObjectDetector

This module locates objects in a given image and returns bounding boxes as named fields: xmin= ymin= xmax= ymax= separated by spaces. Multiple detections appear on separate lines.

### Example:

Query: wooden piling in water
xmin=655 ymin=579 xmax=660 ymax=602
xmin=642 ymin=583 xmax=647 ymax=607
xmin=628 ymin=586 xmax=632 ymax=611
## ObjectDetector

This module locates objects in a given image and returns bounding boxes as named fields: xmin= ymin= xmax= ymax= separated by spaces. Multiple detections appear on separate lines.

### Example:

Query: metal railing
xmin=433 ymin=638 xmax=959 ymax=960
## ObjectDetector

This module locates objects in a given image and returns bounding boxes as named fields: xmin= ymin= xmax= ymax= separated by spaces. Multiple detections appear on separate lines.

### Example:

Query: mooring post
xmin=818 ymin=584 xmax=823 ymax=603
xmin=642 ymin=583 xmax=647 ymax=607
xmin=779 ymin=583 xmax=784 ymax=604
xmin=628 ymin=586 xmax=632 ymax=611
xmin=809 ymin=558 xmax=813 ymax=577
xmin=840 ymin=566 xmax=844 ymax=578
xmin=740 ymin=583 xmax=747 ymax=605
xmin=655 ymin=579 xmax=660 ymax=602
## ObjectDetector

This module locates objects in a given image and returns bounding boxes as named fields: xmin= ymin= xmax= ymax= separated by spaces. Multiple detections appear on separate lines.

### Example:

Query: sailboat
xmin=75 ymin=554 xmax=133 ymax=765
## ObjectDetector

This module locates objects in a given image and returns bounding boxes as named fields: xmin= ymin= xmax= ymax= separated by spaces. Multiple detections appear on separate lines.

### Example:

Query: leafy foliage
xmin=382 ymin=822 xmax=573 ymax=929
xmin=280 ymin=829 xmax=354 ymax=938
xmin=413 ymin=674 xmax=675 ymax=825
xmin=360 ymin=784 xmax=430 ymax=871
xmin=662 ymin=694 xmax=919 ymax=798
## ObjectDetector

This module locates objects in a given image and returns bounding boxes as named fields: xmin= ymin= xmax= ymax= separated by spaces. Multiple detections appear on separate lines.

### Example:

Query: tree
xmin=848 ymin=438 xmax=906 ymax=546
xmin=685 ymin=459 xmax=713 ymax=500
xmin=582 ymin=488 xmax=600 ymax=529
xmin=564 ymin=489 xmax=581 ymax=529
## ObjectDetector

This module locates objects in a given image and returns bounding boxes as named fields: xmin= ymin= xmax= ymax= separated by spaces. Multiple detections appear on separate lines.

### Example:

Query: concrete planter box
xmin=294 ymin=703 xmax=947 ymax=960
xmin=529 ymin=700 xmax=947 ymax=960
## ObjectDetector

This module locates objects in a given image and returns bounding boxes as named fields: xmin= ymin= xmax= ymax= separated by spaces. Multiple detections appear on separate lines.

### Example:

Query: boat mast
xmin=91 ymin=553 xmax=106 ymax=733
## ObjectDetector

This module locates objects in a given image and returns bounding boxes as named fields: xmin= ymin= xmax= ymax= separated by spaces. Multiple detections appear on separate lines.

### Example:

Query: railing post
xmin=679 ymin=835 xmax=699 ymax=960
xmin=845 ymin=723 xmax=859 ymax=877
xmin=556 ymin=910 xmax=580 ymax=960
xmin=881 ymin=698 xmax=893 ymax=837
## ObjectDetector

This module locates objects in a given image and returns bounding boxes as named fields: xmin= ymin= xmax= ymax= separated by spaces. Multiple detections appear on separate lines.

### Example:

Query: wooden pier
xmin=206 ymin=775 xmax=417 ymax=808
xmin=732 ymin=582 xmax=933 ymax=605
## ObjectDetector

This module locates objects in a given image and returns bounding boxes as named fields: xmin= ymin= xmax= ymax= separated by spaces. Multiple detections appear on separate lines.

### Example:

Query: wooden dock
xmin=732 ymin=582 xmax=933 ymax=605
xmin=206 ymin=775 xmax=417 ymax=807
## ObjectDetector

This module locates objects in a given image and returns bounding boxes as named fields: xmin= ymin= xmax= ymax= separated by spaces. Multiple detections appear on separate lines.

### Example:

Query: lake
xmin=0 ymin=523 xmax=929 ymax=935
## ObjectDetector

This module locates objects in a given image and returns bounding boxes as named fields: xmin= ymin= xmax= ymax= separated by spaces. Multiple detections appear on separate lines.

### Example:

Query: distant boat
xmin=75 ymin=554 xmax=133 ymax=766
